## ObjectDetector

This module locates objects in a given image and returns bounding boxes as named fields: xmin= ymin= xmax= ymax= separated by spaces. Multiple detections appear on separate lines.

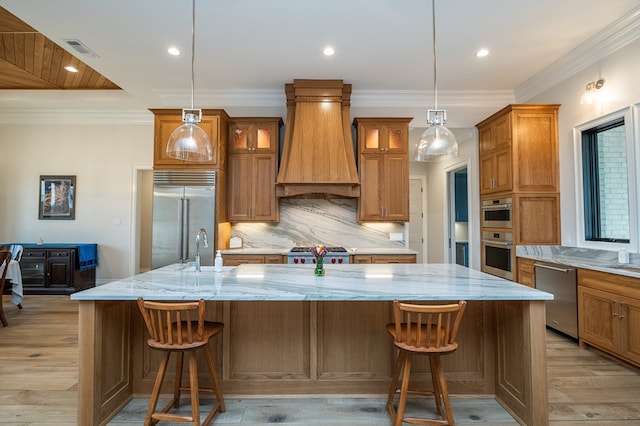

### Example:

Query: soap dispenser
xmin=214 ymin=250 xmax=223 ymax=272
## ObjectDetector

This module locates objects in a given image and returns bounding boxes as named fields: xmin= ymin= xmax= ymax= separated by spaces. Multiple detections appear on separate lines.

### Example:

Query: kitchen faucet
xmin=195 ymin=228 xmax=208 ymax=272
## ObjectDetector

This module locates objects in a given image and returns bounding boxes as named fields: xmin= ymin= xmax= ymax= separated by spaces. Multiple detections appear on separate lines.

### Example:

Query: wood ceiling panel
xmin=0 ymin=6 xmax=120 ymax=90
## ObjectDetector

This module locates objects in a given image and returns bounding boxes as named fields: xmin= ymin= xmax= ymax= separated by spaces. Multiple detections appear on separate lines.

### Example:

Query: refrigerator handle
xmin=178 ymin=198 xmax=185 ymax=261
xmin=182 ymin=198 xmax=190 ymax=260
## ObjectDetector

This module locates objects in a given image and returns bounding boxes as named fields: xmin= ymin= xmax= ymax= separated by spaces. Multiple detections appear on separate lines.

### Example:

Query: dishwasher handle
xmin=534 ymin=263 xmax=575 ymax=274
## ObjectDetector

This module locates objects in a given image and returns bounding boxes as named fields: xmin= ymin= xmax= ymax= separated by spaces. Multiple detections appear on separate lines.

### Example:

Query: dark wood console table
xmin=18 ymin=244 xmax=97 ymax=294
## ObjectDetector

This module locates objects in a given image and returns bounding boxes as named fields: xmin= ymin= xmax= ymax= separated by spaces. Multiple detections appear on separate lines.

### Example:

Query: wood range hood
xmin=276 ymin=79 xmax=360 ymax=198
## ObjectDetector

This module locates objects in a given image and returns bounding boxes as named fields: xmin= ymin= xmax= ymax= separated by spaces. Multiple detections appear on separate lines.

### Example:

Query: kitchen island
xmin=71 ymin=263 xmax=552 ymax=425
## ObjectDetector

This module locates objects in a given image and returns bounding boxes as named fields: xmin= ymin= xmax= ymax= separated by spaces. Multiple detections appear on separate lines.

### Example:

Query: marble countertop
xmin=221 ymin=248 xmax=418 ymax=255
xmin=516 ymin=245 xmax=640 ymax=278
xmin=70 ymin=263 xmax=551 ymax=302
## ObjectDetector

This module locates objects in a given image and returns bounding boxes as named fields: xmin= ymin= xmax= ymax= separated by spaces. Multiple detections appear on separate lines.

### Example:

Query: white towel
xmin=10 ymin=245 xmax=23 ymax=261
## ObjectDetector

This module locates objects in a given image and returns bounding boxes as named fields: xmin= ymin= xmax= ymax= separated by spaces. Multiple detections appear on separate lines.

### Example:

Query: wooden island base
xmin=77 ymin=299 xmax=548 ymax=425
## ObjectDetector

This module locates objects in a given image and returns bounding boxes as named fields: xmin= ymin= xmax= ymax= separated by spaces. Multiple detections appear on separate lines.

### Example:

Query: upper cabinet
xmin=477 ymin=104 xmax=559 ymax=195
xmin=354 ymin=117 xmax=412 ymax=222
xmin=150 ymin=109 xmax=229 ymax=170
xmin=227 ymin=118 xmax=282 ymax=222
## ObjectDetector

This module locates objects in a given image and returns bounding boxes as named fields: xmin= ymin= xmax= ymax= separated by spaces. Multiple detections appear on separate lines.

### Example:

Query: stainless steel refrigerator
xmin=151 ymin=170 xmax=216 ymax=269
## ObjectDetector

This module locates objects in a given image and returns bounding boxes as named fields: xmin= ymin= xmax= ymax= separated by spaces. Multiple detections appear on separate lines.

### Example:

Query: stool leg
xmin=386 ymin=349 xmax=404 ymax=418
xmin=203 ymin=344 xmax=226 ymax=418
xmin=395 ymin=352 xmax=413 ymax=426
xmin=173 ymin=352 xmax=184 ymax=409
xmin=188 ymin=352 xmax=201 ymax=426
xmin=429 ymin=355 xmax=444 ymax=416
xmin=433 ymin=355 xmax=455 ymax=426
xmin=146 ymin=351 xmax=171 ymax=426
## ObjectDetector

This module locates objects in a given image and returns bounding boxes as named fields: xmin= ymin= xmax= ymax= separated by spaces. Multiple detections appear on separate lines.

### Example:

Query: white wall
xmin=0 ymin=120 xmax=153 ymax=281
xmin=524 ymin=38 xmax=640 ymax=248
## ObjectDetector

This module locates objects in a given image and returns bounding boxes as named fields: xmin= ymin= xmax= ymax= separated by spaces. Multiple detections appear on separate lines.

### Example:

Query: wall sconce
xmin=580 ymin=78 xmax=605 ymax=105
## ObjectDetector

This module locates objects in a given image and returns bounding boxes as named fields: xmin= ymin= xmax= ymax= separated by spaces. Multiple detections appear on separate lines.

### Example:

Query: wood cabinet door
xmin=512 ymin=112 xmax=558 ymax=192
xmin=229 ymin=120 xmax=278 ymax=154
xmin=228 ymin=154 xmax=252 ymax=221
xmin=251 ymin=154 xmax=278 ymax=221
xmin=493 ymin=147 xmax=513 ymax=193
xmin=515 ymin=194 xmax=560 ymax=245
xmin=370 ymin=254 xmax=416 ymax=264
xmin=223 ymin=255 xmax=267 ymax=266
xmin=479 ymin=155 xmax=496 ymax=194
xmin=384 ymin=154 xmax=409 ymax=221
xmin=358 ymin=154 xmax=384 ymax=221
xmin=516 ymin=257 xmax=535 ymax=287
xmin=578 ymin=286 xmax=619 ymax=353
xmin=358 ymin=121 xmax=407 ymax=154
xmin=619 ymin=295 xmax=640 ymax=365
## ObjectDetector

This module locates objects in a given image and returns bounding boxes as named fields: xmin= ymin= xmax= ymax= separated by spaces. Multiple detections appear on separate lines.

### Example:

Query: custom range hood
xmin=276 ymin=79 xmax=360 ymax=198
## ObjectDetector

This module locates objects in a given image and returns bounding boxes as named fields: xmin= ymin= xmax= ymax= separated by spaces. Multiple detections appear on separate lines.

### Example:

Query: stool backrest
xmin=137 ymin=298 xmax=207 ymax=350
xmin=391 ymin=300 xmax=467 ymax=354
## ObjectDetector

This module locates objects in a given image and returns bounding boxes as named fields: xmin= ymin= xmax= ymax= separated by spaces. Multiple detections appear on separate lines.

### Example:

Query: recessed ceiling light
xmin=476 ymin=49 xmax=490 ymax=58
xmin=64 ymin=66 xmax=78 ymax=73
xmin=168 ymin=47 xmax=181 ymax=56
xmin=323 ymin=47 xmax=335 ymax=56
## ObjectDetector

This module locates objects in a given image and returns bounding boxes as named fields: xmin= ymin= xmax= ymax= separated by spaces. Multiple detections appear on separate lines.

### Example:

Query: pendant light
xmin=166 ymin=0 xmax=213 ymax=162
xmin=414 ymin=0 xmax=458 ymax=162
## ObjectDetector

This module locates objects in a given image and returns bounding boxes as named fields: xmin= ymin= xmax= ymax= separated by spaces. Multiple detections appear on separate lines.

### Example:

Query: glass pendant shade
xmin=166 ymin=111 xmax=212 ymax=162
xmin=415 ymin=123 xmax=458 ymax=161
xmin=165 ymin=0 xmax=214 ymax=163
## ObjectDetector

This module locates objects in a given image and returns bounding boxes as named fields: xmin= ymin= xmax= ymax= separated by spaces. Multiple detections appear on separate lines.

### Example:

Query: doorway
xmin=408 ymin=177 xmax=426 ymax=263
xmin=449 ymin=167 xmax=469 ymax=266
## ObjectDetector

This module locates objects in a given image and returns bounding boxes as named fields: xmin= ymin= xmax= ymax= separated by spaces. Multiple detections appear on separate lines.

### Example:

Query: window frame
xmin=574 ymin=106 xmax=638 ymax=252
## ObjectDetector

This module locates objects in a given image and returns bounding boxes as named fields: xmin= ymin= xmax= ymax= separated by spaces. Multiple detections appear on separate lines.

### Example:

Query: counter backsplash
xmin=230 ymin=199 xmax=406 ymax=249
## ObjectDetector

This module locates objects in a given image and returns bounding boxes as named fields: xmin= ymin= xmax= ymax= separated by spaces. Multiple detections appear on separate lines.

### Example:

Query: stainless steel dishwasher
xmin=534 ymin=262 xmax=578 ymax=339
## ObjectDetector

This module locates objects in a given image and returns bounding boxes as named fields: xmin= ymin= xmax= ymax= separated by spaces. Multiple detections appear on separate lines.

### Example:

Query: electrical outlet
xmin=390 ymin=232 xmax=404 ymax=241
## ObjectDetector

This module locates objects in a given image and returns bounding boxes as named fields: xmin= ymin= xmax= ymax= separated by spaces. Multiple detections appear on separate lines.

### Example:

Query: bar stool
xmin=386 ymin=300 xmax=467 ymax=426
xmin=137 ymin=298 xmax=225 ymax=425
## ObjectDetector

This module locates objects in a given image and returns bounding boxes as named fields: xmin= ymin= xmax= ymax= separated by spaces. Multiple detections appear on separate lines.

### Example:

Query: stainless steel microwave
xmin=481 ymin=197 xmax=512 ymax=228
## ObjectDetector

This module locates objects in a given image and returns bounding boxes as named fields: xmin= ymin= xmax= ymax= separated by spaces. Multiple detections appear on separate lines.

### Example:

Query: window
xmin=575 ymin=107 xmax=637 ymax=251
xmin=581 ymin=117 xmax=629 ymax=243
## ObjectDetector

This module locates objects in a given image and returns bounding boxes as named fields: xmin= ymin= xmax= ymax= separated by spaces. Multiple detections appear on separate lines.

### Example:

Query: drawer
xmin=47 ymin=249 xmax=71 ymax=258
xmin=23 ymin=249 xmax=46 ymax=258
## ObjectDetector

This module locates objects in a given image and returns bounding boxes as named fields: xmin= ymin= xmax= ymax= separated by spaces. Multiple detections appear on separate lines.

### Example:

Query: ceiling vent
xmin=63 ymin=39 xmax=99 ymax=57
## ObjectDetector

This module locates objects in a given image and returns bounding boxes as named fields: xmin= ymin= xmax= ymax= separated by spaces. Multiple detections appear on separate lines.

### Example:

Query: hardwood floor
xmin=1 ymin=295 xmax=640 ymax=424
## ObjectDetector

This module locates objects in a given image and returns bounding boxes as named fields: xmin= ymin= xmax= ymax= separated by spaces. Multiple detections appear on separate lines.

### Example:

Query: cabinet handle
xmin=619 ymin=302 xmax=625 ymax=319
xmin=612 ymin=300 xmax=619 ymax=317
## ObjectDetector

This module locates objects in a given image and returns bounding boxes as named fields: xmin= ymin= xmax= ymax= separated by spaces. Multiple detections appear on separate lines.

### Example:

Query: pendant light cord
xmin=431 ymin=0 xmax=437 ymax=111
xmin=190 ymin=0 xmax=196 ymax=110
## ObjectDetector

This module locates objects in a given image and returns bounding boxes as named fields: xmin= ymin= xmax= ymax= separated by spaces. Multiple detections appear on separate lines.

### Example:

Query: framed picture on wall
xmin=39 ymin=175 xmax=76 ymax=220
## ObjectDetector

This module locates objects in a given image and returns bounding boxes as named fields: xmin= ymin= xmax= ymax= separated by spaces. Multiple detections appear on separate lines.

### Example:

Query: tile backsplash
xmin=230 ymin=199 xmax=406 ymax=249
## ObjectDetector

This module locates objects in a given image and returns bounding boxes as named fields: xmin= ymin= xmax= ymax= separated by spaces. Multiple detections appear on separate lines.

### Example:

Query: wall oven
xmin=481 ymin=197 xmax=512 ymax=228
xmin=481 ymin=231 xmax=513 ymax=280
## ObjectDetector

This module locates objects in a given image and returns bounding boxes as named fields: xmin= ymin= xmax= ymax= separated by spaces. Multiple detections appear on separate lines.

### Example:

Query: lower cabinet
xmin=20 ymin=246 xmax=96 ymax=294
xmin=516 ymin=257 xmax=536 ymax=287
xmin=352 ymin=254 xmax=416 ymax=264
xmin=223 ymin=254 xmax=284 ymax=266
xmin=578 ymin=269 xmax=640 ymax=367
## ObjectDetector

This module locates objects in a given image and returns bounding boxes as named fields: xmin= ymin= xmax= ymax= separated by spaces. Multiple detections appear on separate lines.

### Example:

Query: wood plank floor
xmin=1 ymin=296 xmax=640 ymax=424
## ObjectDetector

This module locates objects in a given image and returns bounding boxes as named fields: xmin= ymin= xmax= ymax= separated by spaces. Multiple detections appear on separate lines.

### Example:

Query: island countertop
xmin=70 ymin=263 xmax=552 ymax=301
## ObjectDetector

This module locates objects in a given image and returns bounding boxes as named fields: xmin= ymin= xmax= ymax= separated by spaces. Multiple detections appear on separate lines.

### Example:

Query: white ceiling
xmin=0 ymin=0 xmax=639 ymax=127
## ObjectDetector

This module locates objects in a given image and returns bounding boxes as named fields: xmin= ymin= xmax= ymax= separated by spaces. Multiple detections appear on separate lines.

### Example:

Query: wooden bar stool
xmin=386 ymin=300 xmax=467 ymax=426
xmin=137 ymin=298 xmax=225 ymax=426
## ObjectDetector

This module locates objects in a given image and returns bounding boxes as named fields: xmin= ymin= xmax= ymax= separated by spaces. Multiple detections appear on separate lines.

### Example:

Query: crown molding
xmin=515 ymin=5 xmax=640 ymax=101
xmin=0 ymin=109 xmax=153 ymax=125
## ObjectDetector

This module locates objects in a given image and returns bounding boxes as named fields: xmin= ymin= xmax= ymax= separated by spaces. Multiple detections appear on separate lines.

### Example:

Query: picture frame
xmin=39 ymin=175 xmax=76 ymax=220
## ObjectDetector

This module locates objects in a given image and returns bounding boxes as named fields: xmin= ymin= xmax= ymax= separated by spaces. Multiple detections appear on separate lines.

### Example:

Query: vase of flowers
xmin=312 ymin=245 xmax=327 ymax=276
